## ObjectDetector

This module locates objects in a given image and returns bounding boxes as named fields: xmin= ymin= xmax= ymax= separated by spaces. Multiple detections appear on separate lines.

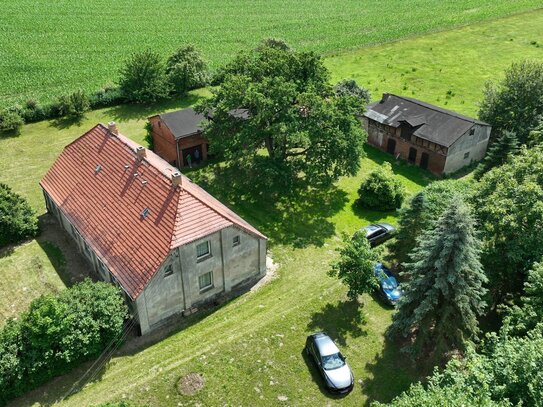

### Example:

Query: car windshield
xmin=321 ymin=352 xmax=345 ymax=370
xmin=382 ymin=277 xmax=397 ymax=290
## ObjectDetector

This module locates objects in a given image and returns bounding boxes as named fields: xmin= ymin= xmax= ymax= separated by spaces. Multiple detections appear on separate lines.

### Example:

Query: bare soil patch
xmin=177 ymin=373 xmax=205 ymax=396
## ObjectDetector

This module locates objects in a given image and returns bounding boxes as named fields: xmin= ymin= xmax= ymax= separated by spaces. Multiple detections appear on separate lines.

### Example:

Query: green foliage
xmin=388 ymin=179 xmax=471 ymax=266
xmin=505 ymin=260 xmax=543 ymax=336
xmin=0 ymin=109 xmax=24 ymax=134
xmin=334 ymin=79 xmax=371 ymax=104
xmin=528 ymin=118 xmax=543 ymax=146
xmin=357 ymin=162 xmax=405 ymax=211
xmin=166 ymin=45 xmax=208 ymax=95
xmin=473 ymin=146 xmax=543 ymax=300
xmin=0 ymin=183 xmax=38 ymax=248
xmin=388 ymin=197 xmax=487 ymax=359
xmin=197 ymin=40 xmax=366 ymax=187
xmin=329 ymin=233 xmax=379 ymax=301
xmin=119 ymin=49 xmax=171 ymax=104
xmin=473 ymin=130 xmax=519 ymax=178
xmin=143 ymin=121 xmax=154 ymax=151
xmin=0 ymin=280 xmax=128 ymax=403
xmin=56 ymin=90 xmax=90 ymax=118
xmin=479 ymin=60 xmax=543 ymax=145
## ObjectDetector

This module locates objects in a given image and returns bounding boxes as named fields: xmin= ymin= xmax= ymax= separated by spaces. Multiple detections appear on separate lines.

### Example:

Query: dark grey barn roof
xmin=156 ymin=108 xmax=250 ymax=140
xmin=364 ymin=94 xmax=490 ymax=148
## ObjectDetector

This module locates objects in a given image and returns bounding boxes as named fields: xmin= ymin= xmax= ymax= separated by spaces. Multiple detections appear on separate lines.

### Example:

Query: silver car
xmin=305 ymin=332 xmax=354 ymax=394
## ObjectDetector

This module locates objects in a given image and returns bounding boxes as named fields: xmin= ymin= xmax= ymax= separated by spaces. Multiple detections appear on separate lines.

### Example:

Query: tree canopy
xmin=329 ymin=233 xmax=379 ymax=301
xmin=388 ymin=196 xmax=487 ymax=359
xmin=197 ymin=40 xmax=366 ymax=186
xmin=357 ymin=162 xmax=405 ymax=211
xmin=0 ymin=183 xmax=38 ymax=248
xmin=166 ymin=45 xmax=208 ymax=95
xmin=472 ymin=145 xmax=543 ymax=300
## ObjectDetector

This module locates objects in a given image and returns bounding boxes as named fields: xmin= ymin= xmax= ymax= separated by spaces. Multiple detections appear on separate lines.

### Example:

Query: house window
xmin=464 ymin=152 xmax=470 ymax=159
xmin=199 ymin=272 xmax=213 ymax=291
xmin=469 ymin=128 xmax=475 ymax=136
xmin=164 ymin=264 xmax=173 ymax=277
xmin=232 ymin=235 xmax=240 ymax=247
xmin=196 ymin=241 xmax=210 ymax=260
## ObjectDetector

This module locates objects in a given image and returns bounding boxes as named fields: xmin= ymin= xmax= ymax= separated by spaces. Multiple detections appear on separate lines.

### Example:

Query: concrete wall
xmin=443 ymin=125 xmax=491 ymax=174
xmin=137 ymin=226 xmax=266 ymax=334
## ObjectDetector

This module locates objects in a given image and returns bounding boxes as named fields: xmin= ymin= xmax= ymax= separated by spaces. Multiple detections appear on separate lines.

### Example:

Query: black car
xmin=305 ymin=332 xmax=354 ymax=394
xmin=357 ymin=223 xmax=396 ymax=247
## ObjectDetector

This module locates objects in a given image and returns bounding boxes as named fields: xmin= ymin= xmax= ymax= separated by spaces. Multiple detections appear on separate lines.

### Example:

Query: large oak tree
xmin=197 ymin=40 xmax=366 ymax=186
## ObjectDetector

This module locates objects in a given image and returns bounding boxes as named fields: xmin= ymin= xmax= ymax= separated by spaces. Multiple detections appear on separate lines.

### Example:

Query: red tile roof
xmin=40 ymin=124 xmax=266 ymax=299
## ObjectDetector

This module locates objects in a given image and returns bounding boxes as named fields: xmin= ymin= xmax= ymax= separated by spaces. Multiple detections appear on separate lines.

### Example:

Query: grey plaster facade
xmin=43 ymin=191 xmax=267 ymax=335
xmin=443 ymin=124 xmax=491 ymax=174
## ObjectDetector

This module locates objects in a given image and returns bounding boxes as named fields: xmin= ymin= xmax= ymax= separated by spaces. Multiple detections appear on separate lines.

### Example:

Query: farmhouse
xmin=363 ymin=93 xmax=491 ymax=175
xmin=149 ymin=107 xmax=249 ymax=168
xmin=40 ymin=123 xmax=267 ymax=335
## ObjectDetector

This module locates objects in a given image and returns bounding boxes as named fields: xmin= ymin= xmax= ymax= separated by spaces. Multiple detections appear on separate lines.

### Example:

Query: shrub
xmin=0 ymin=109 xmax=24 ymax=134
xmin=0 ymin=280 xmax=128 ymax=403
xmin=0 ymin=183 xmax=38 ymax=247
xmin=166 ymin=45 xmax=208 ymax=95
xmin=144 ymin=121 xmax=154 ymax=150
xmin=334 ymin=79 xmax=371 ymax=105
xmin=357 ymin=162 xmax=405 ymax=211
xmin=119 ymin=49 xmax=171 ymax=103
xmin=89 ymin=85 xmax=124 ymax=109
xmin=57 ymin=89 xmax=90 ymax=118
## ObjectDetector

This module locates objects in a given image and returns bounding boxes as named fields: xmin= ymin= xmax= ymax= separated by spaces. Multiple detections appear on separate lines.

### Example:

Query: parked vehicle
xmin=374 ymin=262 xmax=402 ymax=306
xmin=305 ymin=332 xmax=354 ymax=394
xmin=356 ymin=223 xmax=396 ymax=247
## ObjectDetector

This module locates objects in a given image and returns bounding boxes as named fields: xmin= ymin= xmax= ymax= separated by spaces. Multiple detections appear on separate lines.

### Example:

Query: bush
xmin=0 ymin=280 xmax=128 ymax=403
xmin=357 ymin=162 xmax=405 ymax=211
xmin=334 ymin=79 xmax=371 ymax=105
xmin=144 ymin=121 xmax=154 ymax=150
xmin=0 ymin=183 xmax=38 ymax=247
xmin=166 ymin=45 xmax=208 ymax=95
xmin=57 ymin=89 xmax=90 ymax=118
xmin=0 ymin=109 xmax=24 ymax=134
xmin=119 ymin=49 xmax=171 ymax=103
xmin=89 ymin=85 xmax=124 ymax=109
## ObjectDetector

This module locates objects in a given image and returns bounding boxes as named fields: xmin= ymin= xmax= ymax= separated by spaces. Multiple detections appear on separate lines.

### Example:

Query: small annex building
xmin=40 ymin=122 xmax=267 ymax=335
xmin=363 ymin=93 xmax=491 ymax=175
xmin=149 ymin=107 xmax=249 ymax=168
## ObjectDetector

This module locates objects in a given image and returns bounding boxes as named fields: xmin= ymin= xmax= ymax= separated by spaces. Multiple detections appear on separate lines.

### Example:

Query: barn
xmin=363 ymin=93 xmax=491 ymax=175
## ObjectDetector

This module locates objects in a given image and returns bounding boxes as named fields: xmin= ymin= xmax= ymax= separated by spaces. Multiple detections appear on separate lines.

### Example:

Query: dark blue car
xmin=374 ymin=263 xmax=402 ymax=306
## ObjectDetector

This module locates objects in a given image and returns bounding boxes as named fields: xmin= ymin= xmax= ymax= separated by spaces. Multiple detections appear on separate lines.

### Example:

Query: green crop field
xmin=0 ymin=0 xmax=541 ymax=109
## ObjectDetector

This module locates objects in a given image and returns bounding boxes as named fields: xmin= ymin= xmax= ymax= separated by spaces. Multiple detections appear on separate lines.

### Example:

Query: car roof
xmin=313 ymin=333 xmax=340 ymax=356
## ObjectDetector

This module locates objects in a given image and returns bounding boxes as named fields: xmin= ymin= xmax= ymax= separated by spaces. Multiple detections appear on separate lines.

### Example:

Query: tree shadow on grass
xmin=49 ymin=115 xmax=87 ymax=130
xmin=103 ymin=93 xmax=206 ymax=122
xmin=307 ymin=299 xmax=367 ymax=347
xmin=362 ymin=336 xmax=427 ymax=406
xmin=188 ymin=157 xmax=349 ymax=248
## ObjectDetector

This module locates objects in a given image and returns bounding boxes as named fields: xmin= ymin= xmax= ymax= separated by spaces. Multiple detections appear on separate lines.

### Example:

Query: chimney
xmin=108 ymin=121 xmax=118 ymax=135
xmin=135 ymin=146 xmax=146 ymax=160
xmin=172 ymin=171 xmax=182 ymax=188
xmin=380 ymin=93 xmax=390 ymax=104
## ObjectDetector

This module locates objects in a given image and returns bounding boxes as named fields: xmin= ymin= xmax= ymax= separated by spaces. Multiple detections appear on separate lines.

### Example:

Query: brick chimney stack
xmin=108 ymin=121 xmax=119 ymax=135
xmin=136 ymin=146 xmax=146 ymax=160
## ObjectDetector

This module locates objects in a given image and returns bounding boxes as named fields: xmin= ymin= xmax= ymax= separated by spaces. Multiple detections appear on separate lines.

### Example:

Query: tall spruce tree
xmin=474 ymin=131 xmax=519 ymax=179
xmin=388 ymin=196 xmax=487 ymax=360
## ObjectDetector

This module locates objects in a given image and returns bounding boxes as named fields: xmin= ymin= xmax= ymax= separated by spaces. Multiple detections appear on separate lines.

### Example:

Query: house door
xmin=420 ymin=152 xmax=429 ymax=170
xmin=386 ymin=138 xmax=396 ymax=155
xmin=408 ymin=147 xmax=417 ymax=163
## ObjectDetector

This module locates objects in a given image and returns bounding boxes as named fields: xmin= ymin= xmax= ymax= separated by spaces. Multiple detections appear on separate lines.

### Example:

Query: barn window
xmin=196 ymin=241 xmax=211 ymax=260
xmin=232 ymin=235 xmax=240 ymax=247
xmin=164 ymin=264 xmax=173 ymax=277
xmin=464 ymin=152 xmax=470 ymax=159
xmin=199 ymin=271 xmax=213 ymax=291
xmin=469 ymin=128 xmax=475 ymax=136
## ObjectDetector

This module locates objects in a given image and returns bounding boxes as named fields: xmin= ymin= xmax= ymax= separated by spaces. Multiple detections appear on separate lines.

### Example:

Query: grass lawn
xmin=1 ymin=8 xmax=543 ymax=406
xmin=326 ymin=8 xmax=543 ymax=117
xmin=1 ymin=0 xmax=542 ymax=108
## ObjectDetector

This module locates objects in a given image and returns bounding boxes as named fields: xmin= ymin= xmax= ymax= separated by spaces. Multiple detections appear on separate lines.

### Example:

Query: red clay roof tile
xmin=40 ymin=124 xmax=266 ymax=299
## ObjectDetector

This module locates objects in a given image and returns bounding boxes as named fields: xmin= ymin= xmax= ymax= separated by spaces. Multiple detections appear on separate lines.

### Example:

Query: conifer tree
xmin=474 ymin=131 xmax=519 ymax=179
xmin=388 ymin=196 xmax=487 ymax=360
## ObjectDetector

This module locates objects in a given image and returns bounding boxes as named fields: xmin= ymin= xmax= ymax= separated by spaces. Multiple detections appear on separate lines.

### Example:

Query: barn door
xmin=386 ymin=138 xmax=396 ymax=154
xmin=420 ymin=152 xmax=429 ymax=169
xmin=408 ymin=147 xmax=417 ymax=163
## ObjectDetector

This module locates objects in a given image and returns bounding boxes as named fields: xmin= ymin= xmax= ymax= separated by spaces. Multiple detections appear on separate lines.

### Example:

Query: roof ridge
xmin=389 ymin=94 xmax=488 ymax=125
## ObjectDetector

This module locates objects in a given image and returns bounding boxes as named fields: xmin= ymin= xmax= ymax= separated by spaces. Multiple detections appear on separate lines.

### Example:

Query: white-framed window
xmin=164 ymin=264 xmax=173 ymax=277
xmin=196 ymin=241 xmax=211 ymax=260
xmin=232 ymin=235 xmax=240 ymax=247
xmin=198 ymin=271 xmax=213 ymax=291
xmin=464 ymin=151 xmax=470 ymax=159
